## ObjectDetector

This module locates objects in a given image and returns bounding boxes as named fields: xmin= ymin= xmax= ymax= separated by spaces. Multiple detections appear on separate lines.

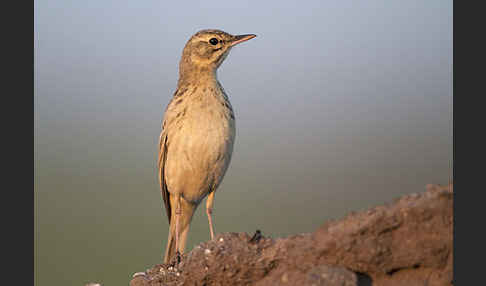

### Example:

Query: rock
xmin=129 ymin=276 xmax=150 ymax=286
xmin=257 ymin=265 xmax=359 ymax=286
xmin=130 ymin=183 xmax=453 ymax=286
xmin=305 ymin=265 xmax=358 ymax=286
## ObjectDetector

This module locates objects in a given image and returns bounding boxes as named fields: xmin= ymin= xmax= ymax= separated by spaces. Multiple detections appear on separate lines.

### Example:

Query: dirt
xmin=129 ymin=183 xmax=453 ymax=286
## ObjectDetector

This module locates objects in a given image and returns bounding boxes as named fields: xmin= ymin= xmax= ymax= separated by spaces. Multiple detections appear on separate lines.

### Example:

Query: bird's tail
xmin=163 ymin=200 xmax=197 ymax=264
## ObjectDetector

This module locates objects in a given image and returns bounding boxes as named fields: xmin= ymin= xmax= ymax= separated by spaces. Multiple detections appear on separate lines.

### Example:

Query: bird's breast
xmin=164 ymin=87 xmax=235 ymax=203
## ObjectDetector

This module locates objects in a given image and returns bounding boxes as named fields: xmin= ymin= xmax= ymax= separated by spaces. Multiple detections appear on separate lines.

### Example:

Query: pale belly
xmin=164 ymin=108 xmax=235 ymax=204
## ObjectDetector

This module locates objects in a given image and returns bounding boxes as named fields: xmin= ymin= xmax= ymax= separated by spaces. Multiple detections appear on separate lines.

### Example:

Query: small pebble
xmin=219 ymin=237 xmax=224 ymax=242
xmin=132 ymin=272 xmax=146 ymax=278
xmin=281 ymin=273 xmax=288 ymax=283
xmin=205 ymin=249 xmax=211 ymax=255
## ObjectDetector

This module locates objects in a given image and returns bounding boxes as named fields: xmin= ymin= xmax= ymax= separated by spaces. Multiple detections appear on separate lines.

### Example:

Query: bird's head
xmin=178 ymin=29 xmax=256 ymax=81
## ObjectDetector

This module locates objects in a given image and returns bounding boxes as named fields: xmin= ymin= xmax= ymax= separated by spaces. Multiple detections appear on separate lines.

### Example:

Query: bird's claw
xmin=169 ymin=251 xmax=182 ymax=267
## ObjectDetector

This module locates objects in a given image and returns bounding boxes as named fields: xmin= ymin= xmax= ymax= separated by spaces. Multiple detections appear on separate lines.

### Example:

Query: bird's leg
xmin=174 ymin=194 xmax=182 ymax=263
xmin=206 ymin=191 xmax=216 ymax=240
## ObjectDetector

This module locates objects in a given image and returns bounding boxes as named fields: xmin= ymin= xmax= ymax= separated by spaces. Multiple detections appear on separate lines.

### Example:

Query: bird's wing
xmin=158 ymin=125 xmax=171 ymax=223
xmin=158 ymin=87 xmax=190 ymax=223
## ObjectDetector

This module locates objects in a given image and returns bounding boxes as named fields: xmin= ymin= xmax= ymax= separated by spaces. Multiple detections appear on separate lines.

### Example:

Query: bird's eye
xmin=209 ymin=38 xmax=219 ymax=45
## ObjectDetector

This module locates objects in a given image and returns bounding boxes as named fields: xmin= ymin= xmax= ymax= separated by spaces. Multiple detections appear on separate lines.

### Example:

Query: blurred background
xmin=34 ymin=0 xmax=452 ymax=285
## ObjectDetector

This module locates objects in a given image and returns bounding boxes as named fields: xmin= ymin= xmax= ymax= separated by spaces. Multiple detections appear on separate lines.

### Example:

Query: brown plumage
xmin=158 ymin=29 xmax=256 ymax=264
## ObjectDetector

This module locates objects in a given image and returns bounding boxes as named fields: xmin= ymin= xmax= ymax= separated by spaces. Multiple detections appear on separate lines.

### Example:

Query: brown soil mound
xmin=130 ymin=183 xmax=453 ymax=286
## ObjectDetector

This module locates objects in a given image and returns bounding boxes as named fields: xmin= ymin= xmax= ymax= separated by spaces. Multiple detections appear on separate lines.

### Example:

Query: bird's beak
xmin=230 ymin=34 xmax=257 ymax=46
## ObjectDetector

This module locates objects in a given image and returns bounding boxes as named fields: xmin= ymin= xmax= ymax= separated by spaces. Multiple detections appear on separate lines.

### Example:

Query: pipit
xmin=158 ymin=29 xmax=256 ymax=264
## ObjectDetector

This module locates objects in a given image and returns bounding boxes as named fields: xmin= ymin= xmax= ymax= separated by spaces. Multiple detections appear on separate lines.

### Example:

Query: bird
xmin=157 ymin=29 xmax=256 ymax=264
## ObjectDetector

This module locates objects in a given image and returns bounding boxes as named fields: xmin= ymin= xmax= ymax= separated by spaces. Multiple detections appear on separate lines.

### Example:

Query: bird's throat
xmin=178 ymin=65 xmax=218 ymax=86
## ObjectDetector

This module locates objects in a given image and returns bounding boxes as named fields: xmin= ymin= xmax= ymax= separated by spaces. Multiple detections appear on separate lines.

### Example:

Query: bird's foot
xmin=176 ymin=251 xmax=181 ymax=264
xmin=169 ymin=251 xmax=182 ymax=267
